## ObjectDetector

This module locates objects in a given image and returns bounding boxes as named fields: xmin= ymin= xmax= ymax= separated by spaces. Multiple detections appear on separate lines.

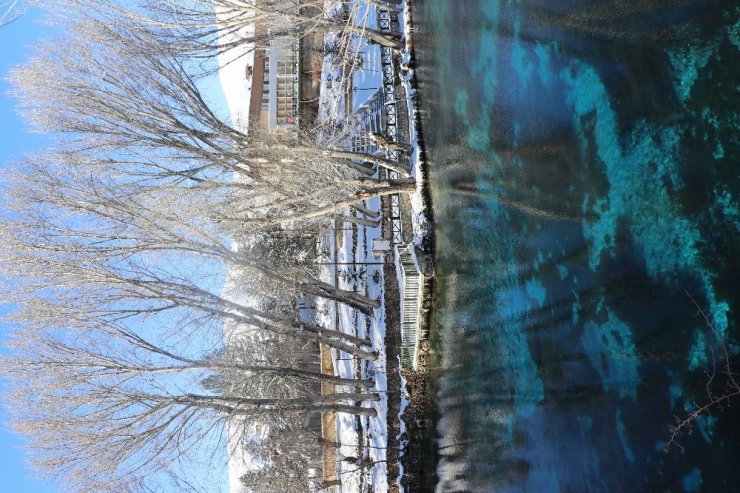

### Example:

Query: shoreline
xmin=391 ymin=0 xmax=440 ymax=489
xmin=310 ymin=0 xmax=438 ymax=488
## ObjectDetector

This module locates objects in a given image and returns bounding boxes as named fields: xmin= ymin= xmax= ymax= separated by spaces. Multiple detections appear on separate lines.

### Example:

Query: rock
xmin=414 ymin=245 xmax=434 ymax=277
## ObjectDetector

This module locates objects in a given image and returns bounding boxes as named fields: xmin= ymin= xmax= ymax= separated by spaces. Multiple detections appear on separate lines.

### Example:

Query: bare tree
xmin=9 ymin=19 xmax=413 ymax=209
xmin=0 ymin=237 xmax=377 ymax=360
xmin=1 ymin=160 xmax=379 ymax=359
xmin=0 ymin=4 xmax=410 ymax=491
xmin=58 ymin=0 xmax=402 ymax=61
xmin=4 ymin=155 xmax=385 ymax=316
xmin=1 ymin=316 xmax=372 ymax=390
xmin=236 ymin=407 xmax=338 ymax=493
xmin=0 ymin=288 xmax=379 ymax=491
xmin=10 ymin=20 xmax=254 ymax=178
xmin=0 ymin=0 xmax=28 ymax=26
xmin=2 ymin=358 xmax=376 ymax=493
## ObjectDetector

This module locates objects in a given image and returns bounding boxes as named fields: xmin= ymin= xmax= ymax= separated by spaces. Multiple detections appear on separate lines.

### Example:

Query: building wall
xmin=268 ymin=36 xmax=300 ymax=133
xmin=249 ymin=36 xmax=300 ymax=137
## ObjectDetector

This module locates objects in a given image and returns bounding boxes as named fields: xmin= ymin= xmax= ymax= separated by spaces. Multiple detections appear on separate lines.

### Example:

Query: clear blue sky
xmin=0 ymin=7 xmax=61 ymax=493
xmin=0 ymin=6 xmax=231 ymax=493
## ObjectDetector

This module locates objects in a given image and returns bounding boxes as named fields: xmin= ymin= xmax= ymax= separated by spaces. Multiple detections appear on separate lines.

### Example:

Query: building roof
xmin=216 ymin=7 xmax=255 ymax=132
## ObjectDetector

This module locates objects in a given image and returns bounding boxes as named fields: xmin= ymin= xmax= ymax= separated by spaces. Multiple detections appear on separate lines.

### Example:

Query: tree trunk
xmin=350 ymin=25 xmax=403 ymax=50
xmin=286 ymin=327 xmax=377 ymax=360
xmin=329 ymin=150 xmax=411 ymax=176
xmin=212 ymin=309 xmax=379 ymax=360
xmin=335 ymin=214 xmax=380 ymax=228
xmin=314 ymin=392 xmax=380 ymax=403
xmin=231 ymin=257 xmax=381 ymax=316
xmin=300 ymin=278 xmax=381 ymax=317
xmin=318 ymin=438 xmax=342 ymax=449
xmin=275 ymin=368 xmax=374 ymax=388
xmin=319 ymin=479 xmax=343 ymax=489
xmin=308 ymin=404 xmax=377 ymax=417
xmin=342 ymin=159 xmax=375 ymax=175
xmin=302 ymin=322 xmax=372 ymax=347
xmin=351 ymin=204 xmax=381 ymax=218
xmin=370 ymin=132 xmax=413 ymax=154
xmin=311 ymin=19 xmax=403 ymax=50
xmin=222 ymin=178 xmax=416 ymax=227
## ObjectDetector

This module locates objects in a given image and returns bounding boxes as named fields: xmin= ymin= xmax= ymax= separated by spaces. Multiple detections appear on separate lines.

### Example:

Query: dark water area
xmin=413 ymin=0 xmax=740 ymax=491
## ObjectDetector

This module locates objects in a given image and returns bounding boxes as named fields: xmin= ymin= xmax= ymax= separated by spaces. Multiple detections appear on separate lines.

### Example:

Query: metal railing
xmin=397 ymin=247 xmax=422 ymax=368
xmin=377 ymin=7 xmax=403 ymax=245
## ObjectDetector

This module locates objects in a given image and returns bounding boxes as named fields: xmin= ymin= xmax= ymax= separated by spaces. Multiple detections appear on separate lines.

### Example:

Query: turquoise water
xmin=414 ymin=0 xmax=739 ymax=491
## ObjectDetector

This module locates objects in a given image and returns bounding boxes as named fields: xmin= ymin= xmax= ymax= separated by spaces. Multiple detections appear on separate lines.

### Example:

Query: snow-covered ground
xmin=317 ymin=1 xmax=384 ymax=140
xmin=216 ymin=0 xmax=427 ymax=490
xmin=399 ymin=3 xmax=431 ymax=247
xmin=316 ymin=3 xmax=430 ymax=491
xmin=316 ymin=195 xmax=388 ymax=492
xmin=313 ymin=3 xmax=389 ymax=492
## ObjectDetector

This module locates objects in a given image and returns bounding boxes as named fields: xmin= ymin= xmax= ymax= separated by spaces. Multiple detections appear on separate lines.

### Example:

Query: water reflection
xmin=414 ymin=0 xmax=740 ymax=490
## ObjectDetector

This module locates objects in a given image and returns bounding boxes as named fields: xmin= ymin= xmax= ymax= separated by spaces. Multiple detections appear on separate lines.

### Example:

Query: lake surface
xmin=413 ymin=0 xmax=740 ymax=491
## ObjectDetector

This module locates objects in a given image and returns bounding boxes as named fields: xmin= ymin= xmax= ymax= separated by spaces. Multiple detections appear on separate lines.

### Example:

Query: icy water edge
xmin=413 ymin=0 xmax=740 ymax=491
